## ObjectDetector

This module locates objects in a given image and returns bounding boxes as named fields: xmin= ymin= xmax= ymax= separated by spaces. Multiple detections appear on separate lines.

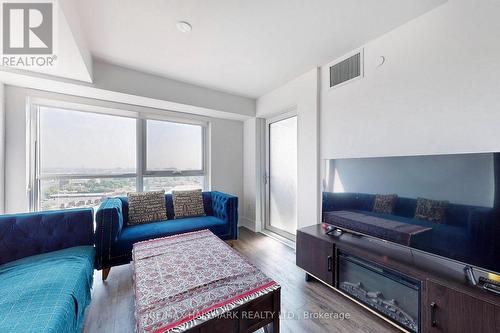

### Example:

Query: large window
xmin=33 ymin=105 xmax=207 ymax=211
xmin=146 ymin=120 xmax=203 ymax=172
xmin=143 ymin=119 xmax=205 ymax=192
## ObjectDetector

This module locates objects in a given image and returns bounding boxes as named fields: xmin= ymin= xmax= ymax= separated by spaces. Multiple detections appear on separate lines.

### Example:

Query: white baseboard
xmin=239 ymin=216 xmax=256 ymax=232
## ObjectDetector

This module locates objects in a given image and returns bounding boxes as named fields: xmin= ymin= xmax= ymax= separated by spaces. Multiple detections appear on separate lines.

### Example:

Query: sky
xmin=40 ymin=107 xmax=202 ymax=173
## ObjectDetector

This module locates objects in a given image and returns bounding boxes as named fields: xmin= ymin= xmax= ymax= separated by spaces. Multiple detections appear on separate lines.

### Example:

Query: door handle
xmin=327 ymin=256 xmax=333 ymax=272
xmin=430 ymin=302 xmax=437 ymax=327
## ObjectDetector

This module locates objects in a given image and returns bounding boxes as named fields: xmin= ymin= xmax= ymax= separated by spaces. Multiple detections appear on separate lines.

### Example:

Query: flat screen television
xmin=322 ymin=153 xmax=500 ymax=274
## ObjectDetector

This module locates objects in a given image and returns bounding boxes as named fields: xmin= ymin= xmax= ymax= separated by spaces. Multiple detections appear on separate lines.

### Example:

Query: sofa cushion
xmin=0 ymin=246 xmax=94 ymax=333
xmin=172 ymin=189 xmax=206 ymax=219
xmin=119 ymin=192 xmax=214 ymax=224
xmin=415 ymin=197 xmax=448 ymax=223
xmin=372 ymin=194 xmax=398 ymax=214
xmin=128 ymin=191 xmax=168 ymax=225
xmin=114 ymin=216 xmax=227 ymax=256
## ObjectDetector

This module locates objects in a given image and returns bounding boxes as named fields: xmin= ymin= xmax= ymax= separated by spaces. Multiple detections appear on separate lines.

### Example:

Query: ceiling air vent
xmin=329 ymin=51 xmax=362 ymax=88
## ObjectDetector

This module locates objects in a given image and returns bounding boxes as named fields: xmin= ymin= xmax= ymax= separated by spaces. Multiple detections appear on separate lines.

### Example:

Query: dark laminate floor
xmin=83 ymin=227 xmax=398 ymax=333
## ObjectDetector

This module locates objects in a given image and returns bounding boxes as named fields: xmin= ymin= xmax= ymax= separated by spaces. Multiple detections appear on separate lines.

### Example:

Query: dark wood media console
xmin=296 ymin=224 xmax=500 ymax=333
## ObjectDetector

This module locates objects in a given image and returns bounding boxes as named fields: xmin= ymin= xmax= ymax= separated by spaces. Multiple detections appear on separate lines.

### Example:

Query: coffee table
xmin=132 ymin=230 xmax=281 ymax=333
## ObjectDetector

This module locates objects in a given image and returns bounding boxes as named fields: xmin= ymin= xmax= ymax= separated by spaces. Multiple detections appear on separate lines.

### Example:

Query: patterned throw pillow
xmin=172 ymin=189 xmax=206 ymax=219
xmin=128 ymin=191 xmax=168 ymax=225
xmin=372 ymin=194 xmax=398 ymax=214
xmin=414 ymin=197 xmax=448 ymax=223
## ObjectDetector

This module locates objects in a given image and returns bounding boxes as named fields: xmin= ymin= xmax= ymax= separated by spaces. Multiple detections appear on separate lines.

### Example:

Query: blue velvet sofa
xmin=0 ymin=209 xmax=95 ymax=333
xmin=95 ymin=191 xmax=238 ymax=278
xmin=322 ymin=192 xmax=495 ymax=264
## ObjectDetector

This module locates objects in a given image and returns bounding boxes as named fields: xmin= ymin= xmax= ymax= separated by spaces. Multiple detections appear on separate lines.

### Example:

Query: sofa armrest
xmin=211 ymin=191 xmax=239 ymax=240
xmin=0 ymin=208 xmax=94 ymax=265
xmin=95 ymin=198 xmax=124 ymax=270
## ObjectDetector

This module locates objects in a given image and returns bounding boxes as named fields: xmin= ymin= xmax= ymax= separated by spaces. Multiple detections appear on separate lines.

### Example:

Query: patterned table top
xmin=132 ymin=230 xmax=280 ymax=333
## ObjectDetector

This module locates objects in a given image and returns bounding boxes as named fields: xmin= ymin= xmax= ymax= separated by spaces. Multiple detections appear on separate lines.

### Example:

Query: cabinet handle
xmin=430 ymin=302 xmax=437 ymax=327
xmin=327 ymin=256 xmax=333 ymax=272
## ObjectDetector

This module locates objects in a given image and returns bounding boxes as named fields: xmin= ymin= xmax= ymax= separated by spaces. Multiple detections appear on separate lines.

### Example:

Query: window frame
xmin=142 ymin=118 xmax=207 ymax=177
xmin=29 ymin=101 xmax=209 ymax=211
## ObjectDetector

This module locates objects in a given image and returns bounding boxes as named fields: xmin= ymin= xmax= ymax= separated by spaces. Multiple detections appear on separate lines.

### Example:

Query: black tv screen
xmin=322 ymin=153 xmax=500 ymax=274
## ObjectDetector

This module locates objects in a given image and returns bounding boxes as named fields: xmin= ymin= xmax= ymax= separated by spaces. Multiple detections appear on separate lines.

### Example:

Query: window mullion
xmin=136 ymin=118 xmax=145 ymax=192
xmin=203 ymin=125 xmax=209 ymax=191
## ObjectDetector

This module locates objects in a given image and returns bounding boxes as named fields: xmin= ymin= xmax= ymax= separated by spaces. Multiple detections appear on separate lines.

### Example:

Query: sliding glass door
xmin=265 ymin=114 xmax=297 ymax=240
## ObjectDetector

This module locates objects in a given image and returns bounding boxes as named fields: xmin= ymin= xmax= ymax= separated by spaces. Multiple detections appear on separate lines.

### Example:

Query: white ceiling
xmin=0 ymin=1 xmax=92 ymax=83
xmin=76 ymin=0 xmax=445 ymax=98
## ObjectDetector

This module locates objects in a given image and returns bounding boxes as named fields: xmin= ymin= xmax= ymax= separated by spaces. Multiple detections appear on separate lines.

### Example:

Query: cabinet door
xmin=296 ymin=231 xmax=334 ymax=285
xmin=424 ymin=280 xmax=497 ymax=333
xmin=496 ymin=306 xmax=500 ymax=332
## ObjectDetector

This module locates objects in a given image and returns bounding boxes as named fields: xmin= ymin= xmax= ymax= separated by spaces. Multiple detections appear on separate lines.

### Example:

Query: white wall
xmin=91 ymin=60 xmax=256 ymax=119
xmin=210 ymin=118 xmax=244 ymax=199
xmin=3 ymin=0 xmax=93 ymax=83
xmin=1 ymin=60 xmax=255 ymax=122
xmin=321 ymin=0 xmax=500 ymax=159
xmin=58 ymin=0 xmax=94 ymax=81
xmin=241 ymin=118 xmax=265 ymax=231
xmin=242 ymin=119 xmax=257 ymax=230
xmin=0 ymin=83 xmax=4 ymax=213
xmin=4 ymin=85 xmax=243 ymax=213
xmin=254 ymin=68 xmax=320 ymax=230
xmin=4 ymin=86 xmax=28 ymax=213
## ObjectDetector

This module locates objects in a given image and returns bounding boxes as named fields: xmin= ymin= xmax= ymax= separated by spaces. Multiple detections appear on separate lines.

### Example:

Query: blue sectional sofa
xmin=95 ymin=191 xmax=238 ymax=277
xmin=0 ymin=209 xmax=95 ymax=333
xmin=322 ymin=192 xmax=495 ymax=267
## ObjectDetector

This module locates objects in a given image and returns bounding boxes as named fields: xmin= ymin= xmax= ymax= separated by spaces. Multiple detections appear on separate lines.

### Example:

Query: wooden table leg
xmin=102 ymin=267 xmax=111 ymax=281
xmin=263 ymin=288 xmax=280 ymax=333
xmin=263 ymin=317 xmax=280 ymax=333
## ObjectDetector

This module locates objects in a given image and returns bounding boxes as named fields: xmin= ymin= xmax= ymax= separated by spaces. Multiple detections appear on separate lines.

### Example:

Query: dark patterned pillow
xmin=128 ymin=191 xmax=168 ymax=225
xmin=172 ymin=189 xmax=206 ymax=219
xmin=372 ymin=194 xmax=398 ymax=214
xmin=414 ymin=197 xmax=448 ymax=223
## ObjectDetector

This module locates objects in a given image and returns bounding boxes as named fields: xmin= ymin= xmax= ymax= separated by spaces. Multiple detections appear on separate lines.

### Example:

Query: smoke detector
xmin=176 ymin=21 xmax=192 ymax=33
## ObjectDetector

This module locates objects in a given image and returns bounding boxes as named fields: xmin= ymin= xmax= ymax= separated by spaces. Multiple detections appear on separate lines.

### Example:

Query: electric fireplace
xmin=337 ymin=252 xmax=421 ymax=333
